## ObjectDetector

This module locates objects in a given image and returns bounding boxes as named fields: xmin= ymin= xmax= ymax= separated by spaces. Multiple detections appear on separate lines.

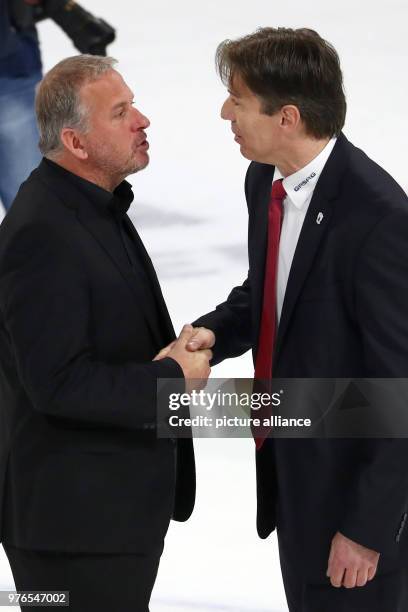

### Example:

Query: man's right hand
xmin=186 ymin=326 xmax=215 ymax=352
xmin=155 ymin=324 xmax=212 ymax=392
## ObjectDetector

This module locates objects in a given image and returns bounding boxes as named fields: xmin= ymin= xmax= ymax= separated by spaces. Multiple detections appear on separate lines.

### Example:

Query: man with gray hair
xmin=0 ymin=55 xmax=210 ymax=610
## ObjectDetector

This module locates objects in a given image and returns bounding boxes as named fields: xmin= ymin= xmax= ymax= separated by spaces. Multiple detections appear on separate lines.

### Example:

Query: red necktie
xmin=253 ymin=179 xmax=286 ymax=449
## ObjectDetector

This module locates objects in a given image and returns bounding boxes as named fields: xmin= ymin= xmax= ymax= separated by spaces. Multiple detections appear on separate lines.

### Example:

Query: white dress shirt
xmin=274 ymin=138 xmax=337 ymax=323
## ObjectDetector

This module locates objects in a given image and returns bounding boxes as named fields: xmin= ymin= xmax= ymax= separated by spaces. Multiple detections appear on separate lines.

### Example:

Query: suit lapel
xmin=274 ymin=188 xmax=335 ymax=360
xmin=78 ymin=205 xmax=168 ymax=347
xmin=274 ymin=134 xmax=350 ymax=362
xmin=122 ymin=215 xmax=176 ymax=342
xmin=36 ymin=160 xmax=167 ymax=348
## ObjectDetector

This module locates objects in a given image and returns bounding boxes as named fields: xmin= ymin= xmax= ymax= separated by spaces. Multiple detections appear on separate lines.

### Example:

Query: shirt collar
xmin=274 ymin=137 xmax=337 ymax=210
xmin=44 ymin=158 xmax=134 ymax=218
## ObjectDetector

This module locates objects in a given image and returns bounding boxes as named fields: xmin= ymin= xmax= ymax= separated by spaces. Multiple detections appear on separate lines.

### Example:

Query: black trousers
xmin=3 ymin=543 xmax=161 ymax=612
xmin=278 ymin=534 xmax=408 ymax=612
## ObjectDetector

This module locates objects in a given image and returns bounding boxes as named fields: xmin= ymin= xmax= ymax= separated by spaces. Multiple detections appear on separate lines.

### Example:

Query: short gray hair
xmin=35 ymin=54 xmax=118 ymax=157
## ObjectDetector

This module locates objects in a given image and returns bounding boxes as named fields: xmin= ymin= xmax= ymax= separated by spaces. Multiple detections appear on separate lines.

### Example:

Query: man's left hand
xmin=327 ymin=531 xmax=380 ymax=588
xmin=154 ymin=326 xmax=215 ymax=360
xmin=154 ymin=341 xmax=176 ymax=361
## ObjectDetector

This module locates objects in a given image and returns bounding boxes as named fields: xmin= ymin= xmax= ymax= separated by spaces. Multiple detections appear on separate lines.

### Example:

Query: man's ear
xmin=60 ymin=128 xmax=89 ymax=161
xmin=280 ymin=105 xmax=301 ymax=131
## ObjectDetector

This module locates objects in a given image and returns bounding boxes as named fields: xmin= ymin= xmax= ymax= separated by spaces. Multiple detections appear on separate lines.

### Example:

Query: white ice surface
xmin=1 ymin=0 xmax=407 ymax=609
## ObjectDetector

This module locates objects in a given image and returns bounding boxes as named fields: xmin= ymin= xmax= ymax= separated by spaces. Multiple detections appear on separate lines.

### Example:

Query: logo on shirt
xmin=294 ymin=172 xmax=316 ymax=192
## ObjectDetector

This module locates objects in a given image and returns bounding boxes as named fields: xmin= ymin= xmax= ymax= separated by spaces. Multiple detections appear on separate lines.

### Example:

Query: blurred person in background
xmin=0 ymin=0 xmax=42 ymax=211
xmin=0 ymin=0 xmax=115 ymax=212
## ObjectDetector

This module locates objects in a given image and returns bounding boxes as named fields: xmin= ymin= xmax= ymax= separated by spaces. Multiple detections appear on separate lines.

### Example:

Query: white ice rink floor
xmin=0 ymin=0 xmax=407 ymax=608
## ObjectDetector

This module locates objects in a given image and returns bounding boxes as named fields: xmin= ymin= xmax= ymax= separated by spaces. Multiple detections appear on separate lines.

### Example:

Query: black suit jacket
xmin=194 ymin=133 xmax=408 ymax=578
xmin=0 ymin=159 xmax=195 ymax=553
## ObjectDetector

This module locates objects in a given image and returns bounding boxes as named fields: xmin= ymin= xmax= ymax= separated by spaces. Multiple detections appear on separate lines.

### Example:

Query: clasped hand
xmin=154 ymin=325 xmax=215 ymax=393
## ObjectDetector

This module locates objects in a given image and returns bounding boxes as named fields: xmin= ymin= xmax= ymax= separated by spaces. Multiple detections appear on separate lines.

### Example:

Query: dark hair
xmin=216 ymin=27 xmax=346 ymax=139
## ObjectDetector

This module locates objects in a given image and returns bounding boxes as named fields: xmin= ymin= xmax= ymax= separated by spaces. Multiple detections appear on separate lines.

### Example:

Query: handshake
xmin=154 ymin=324 xmax=215 ymax=393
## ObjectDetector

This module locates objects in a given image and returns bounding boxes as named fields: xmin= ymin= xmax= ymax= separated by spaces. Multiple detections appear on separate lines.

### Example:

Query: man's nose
xmin=131 ymin=107 xmax=150 ymax=130
xmin=221 ymin=98 xmax=234 ymax=121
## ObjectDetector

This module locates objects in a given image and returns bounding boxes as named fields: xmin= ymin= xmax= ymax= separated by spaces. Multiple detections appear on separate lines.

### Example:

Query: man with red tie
xmin=186 ymin=27 xmax=408 ymax=611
